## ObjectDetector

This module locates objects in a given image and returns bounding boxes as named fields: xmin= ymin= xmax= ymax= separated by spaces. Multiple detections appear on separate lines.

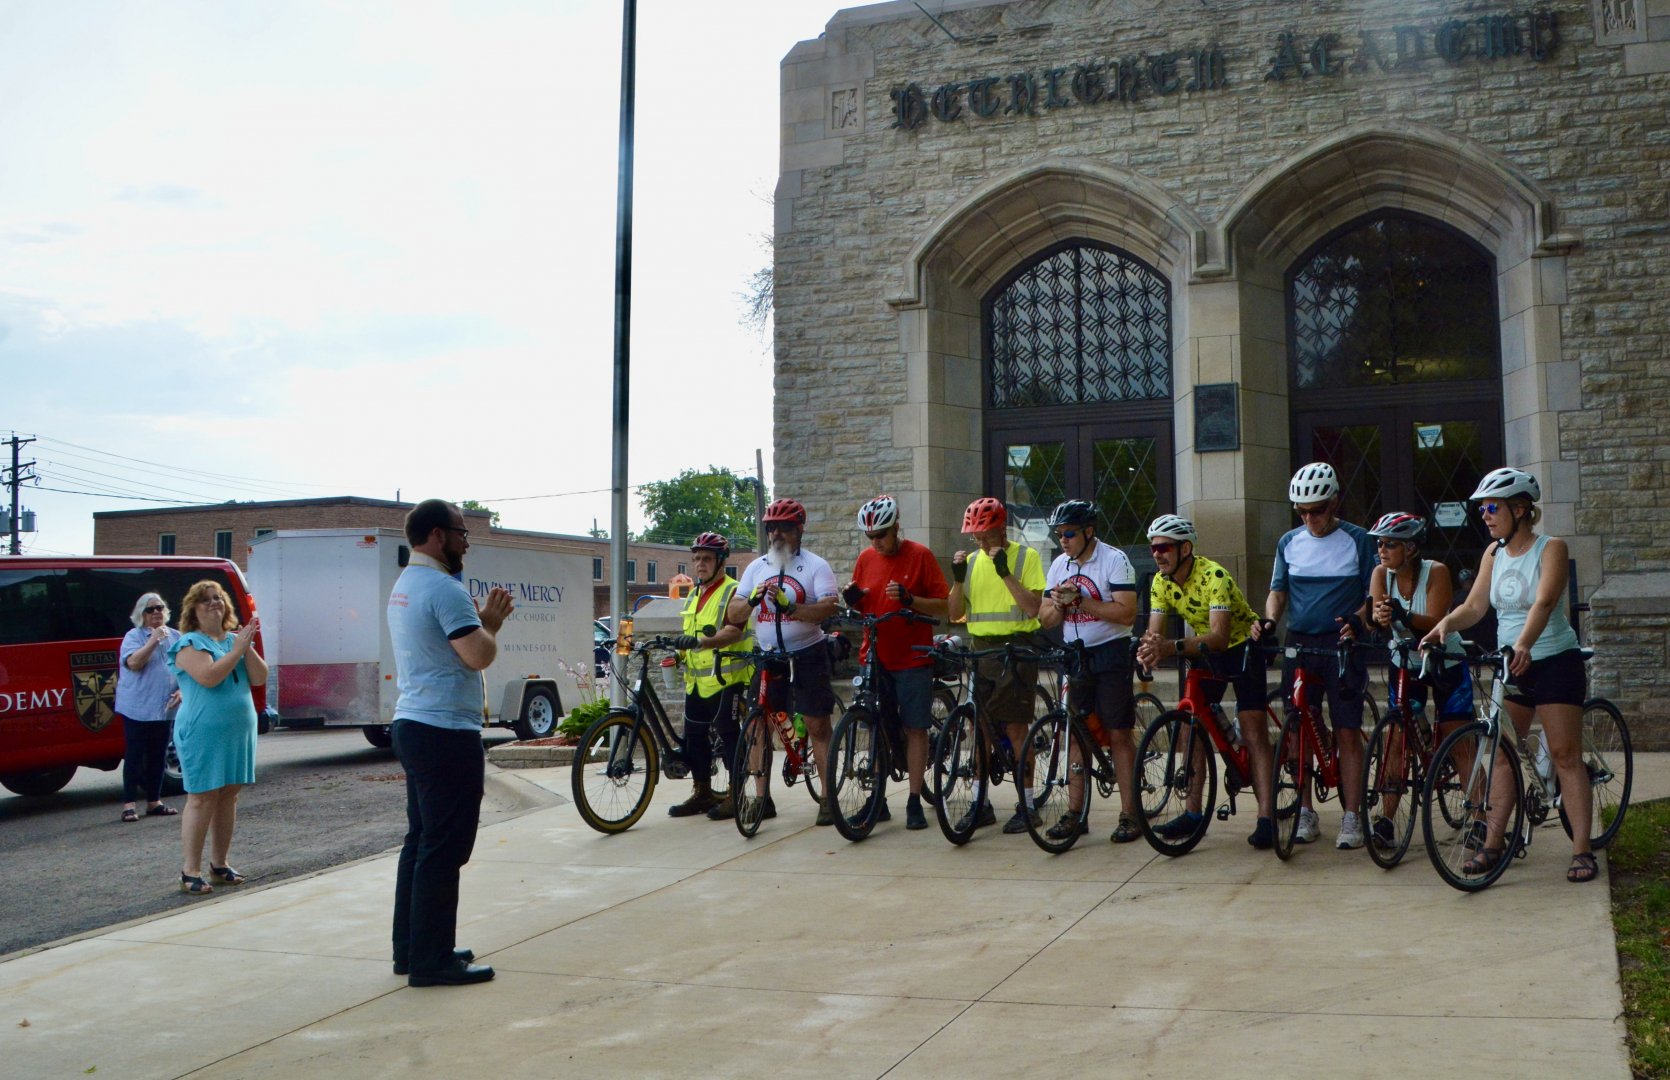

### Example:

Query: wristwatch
xmin=1174 ymin=638 xmax=1185 ymax=657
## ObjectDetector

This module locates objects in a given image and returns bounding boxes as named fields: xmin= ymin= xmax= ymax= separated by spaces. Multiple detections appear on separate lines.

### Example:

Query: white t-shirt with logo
xmin=1046 ymin=540 xmax=1137 ymax=648
xmin=737 ymin=548 xmax=839 ymax=654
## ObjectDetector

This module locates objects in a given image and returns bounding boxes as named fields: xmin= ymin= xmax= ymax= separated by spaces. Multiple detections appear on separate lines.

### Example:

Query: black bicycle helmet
xmin=1047 ymin=500 xmax=1097 ymax=529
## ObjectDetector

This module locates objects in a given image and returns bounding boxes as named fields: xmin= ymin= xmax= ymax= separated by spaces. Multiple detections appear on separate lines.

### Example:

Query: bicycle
xmin=1359 ymin=636 xmax=1471 ymax=868
xmin=824 ymin=607 xmax=944 ymax=841
xmin=1270 ymin=640 xmax=1383 ymax=859
xmin=569 ymin=634 xmax=737 ymax=834
xmin=1420 ymin=645 xmax=1632 ymax=891
xmin=732 ymin=645 xmax=832 ymax=839
xmin=920 ymin=638 xmax=1048 ymax=845
xmin=1133 ymin=643 xmax=1282 ymax=857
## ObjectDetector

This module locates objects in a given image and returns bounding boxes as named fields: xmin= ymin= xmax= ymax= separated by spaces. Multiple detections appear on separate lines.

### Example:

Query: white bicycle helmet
xmin=856 ymin=494 xmax=899 ymax=532
xmin=1146 ymin=514 xmax=1197 ymax=544
xmin=1289 ymin=462 xmax=1340 ymax=504
xmin=1470 ymin=467 xmax=1540 ymax=503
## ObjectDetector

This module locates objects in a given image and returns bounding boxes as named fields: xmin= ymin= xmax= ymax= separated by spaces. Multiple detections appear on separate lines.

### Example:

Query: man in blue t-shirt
xmin=386 ymin=499 xmax=513 ymax=987
xmin=1254 ymin=463 xmax=1376 ymax=850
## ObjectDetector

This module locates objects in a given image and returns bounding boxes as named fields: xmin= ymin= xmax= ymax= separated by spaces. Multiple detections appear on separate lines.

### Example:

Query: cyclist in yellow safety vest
xmin=947 ymin=497 xmax=1047 ymax=836
xmin=665 ymin=532 xmax=753 ymax=820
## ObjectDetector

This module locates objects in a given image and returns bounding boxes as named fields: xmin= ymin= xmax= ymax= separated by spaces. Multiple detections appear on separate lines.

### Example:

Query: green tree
xmin=460 ymin=500 xmax=501 ymax=527
xmin=636 ymin=467 xmax=760 ymax=550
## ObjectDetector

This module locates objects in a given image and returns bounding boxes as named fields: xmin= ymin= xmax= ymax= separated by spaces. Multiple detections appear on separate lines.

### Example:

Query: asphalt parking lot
xmin=0 ymin=726 xmax=519 ymax=957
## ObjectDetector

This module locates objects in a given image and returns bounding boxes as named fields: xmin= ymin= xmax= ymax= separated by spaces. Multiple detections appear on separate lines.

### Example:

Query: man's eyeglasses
xmin=143 ymin=605 xmax=165 ymax=614
xmin=1055 ymin=530 xmax=1078 ymax=541
xmin=864 ymin=530 xmax=890 ymax=542
xmin=1149 ymin=542 xmax=1176 ymax=555
xmin=441 ymin=526 xmax=469 ymax=538
xmin=1293 ymin=504 xmax=1330 ymax=519
xmin=765 ymin=522 xmax=797 ymax=534
xmin=1477 ymin=502 xmax=1501 ymax=516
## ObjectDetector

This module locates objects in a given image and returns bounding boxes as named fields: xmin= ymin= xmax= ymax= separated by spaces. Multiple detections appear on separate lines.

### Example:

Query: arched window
xmin=1287 ymin=212 xmax=1503 ymax=577
xmin=983 ymin=241 xmax=1174 ymax=569
xmin=988 ymin=242 xmax=1171 ymax=408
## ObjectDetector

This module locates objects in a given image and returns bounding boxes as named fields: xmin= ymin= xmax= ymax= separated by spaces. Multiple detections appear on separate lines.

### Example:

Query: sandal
xmin=209 ymin=865 xmax=245 ymax=886
xmin=1568 ymin=852 xmax=1599 ymax=884
xmin=122 ymin=808 xmax=139 ymax=823
xmin=180 ymin=874 xmax=214 ymax=895
xmin=1462 ymin=848 xmax=1504 ymax=875
xmin=145 ymin=804 xmax=178 ymax=817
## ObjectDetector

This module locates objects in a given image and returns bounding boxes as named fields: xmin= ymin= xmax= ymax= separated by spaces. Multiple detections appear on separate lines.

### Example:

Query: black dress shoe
xmin=394 ymin=948 xmax=474 ymax=976
xmin=408 ymin=959 xmax=494 ymax=987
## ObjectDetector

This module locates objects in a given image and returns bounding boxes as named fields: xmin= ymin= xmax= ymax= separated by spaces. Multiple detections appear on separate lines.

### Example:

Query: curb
xmin=487 ymin=743 xmax=575 ymax=769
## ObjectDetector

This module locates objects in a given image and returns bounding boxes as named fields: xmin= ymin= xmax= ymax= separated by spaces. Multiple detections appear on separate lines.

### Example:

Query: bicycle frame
xmin=1163 ymin=651 xmax=1275 ymax=820
xmin=738 ymin=648 xmax=815 ymax=792
xmin=1281 ymin=646 xmax=1348 ymax=798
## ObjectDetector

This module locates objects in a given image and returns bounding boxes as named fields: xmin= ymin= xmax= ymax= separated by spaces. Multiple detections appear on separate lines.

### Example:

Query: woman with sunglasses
xmin=115 ymin=592 xmax=182 ymax=823
xmin=1423 ymin=468 xmax=1594 ymax=883
xmin=167 ymin=579 xmax=267 ymax=895
xmin=1365 ymin=512 xmax=1474 ymax=848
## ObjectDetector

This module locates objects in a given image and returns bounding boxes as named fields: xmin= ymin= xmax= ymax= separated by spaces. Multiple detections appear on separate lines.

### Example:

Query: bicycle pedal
xmin=1216 ymin=807 xmax=1230 ymax=821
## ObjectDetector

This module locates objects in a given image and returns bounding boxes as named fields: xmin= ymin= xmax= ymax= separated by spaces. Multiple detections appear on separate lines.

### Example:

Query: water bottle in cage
xmin=1533 ymin=730 xmax=1554 ymax=783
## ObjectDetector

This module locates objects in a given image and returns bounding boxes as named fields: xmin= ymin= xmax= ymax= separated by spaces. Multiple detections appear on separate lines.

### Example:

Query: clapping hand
xmin=234 ymin=616 xmax=260 ymax=651
xmin=149 ymin=624 xmax=170 ymax=645
xmin=476 ymin=587 xmax=515 ymax=634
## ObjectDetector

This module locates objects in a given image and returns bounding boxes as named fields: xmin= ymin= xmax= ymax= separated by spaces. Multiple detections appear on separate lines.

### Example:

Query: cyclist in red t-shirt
xmin=841 ymin=495 xmax=950 ymax=830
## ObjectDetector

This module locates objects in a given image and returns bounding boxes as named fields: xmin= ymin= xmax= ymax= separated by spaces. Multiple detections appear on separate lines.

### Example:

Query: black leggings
xmin=121 ymin=715 xmax=171 ymax=802
xmin=683 ymin=685 xmax=742 ymax=785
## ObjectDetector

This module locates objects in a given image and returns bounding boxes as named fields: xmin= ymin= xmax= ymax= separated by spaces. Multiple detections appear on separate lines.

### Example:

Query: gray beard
xmin=764 ymin=537 xmax=795 ymax=568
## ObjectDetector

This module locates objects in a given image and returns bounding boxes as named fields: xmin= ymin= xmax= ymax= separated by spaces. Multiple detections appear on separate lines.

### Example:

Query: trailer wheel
xmin=363 ymin=725 xmax=394 ymax=749
xmin=0 ymin=766 xmax=78 ymax=797
xmin=514 ymin=688 xmax=561 ymax=742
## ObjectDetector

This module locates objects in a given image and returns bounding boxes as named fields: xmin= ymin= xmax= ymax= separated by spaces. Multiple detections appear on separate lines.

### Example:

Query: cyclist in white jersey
xmin=1424 ymin=468 xmax=1594 ymax=883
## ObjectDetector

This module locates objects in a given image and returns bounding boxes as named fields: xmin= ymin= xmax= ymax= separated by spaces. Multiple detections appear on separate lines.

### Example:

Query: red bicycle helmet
xmin=690 ymin=532 xmax=730 ymax=558
xmin=961 ymin=497 xmax=1007 ymax=535
xmin=762 ymin=498 xmax=807 ymax=525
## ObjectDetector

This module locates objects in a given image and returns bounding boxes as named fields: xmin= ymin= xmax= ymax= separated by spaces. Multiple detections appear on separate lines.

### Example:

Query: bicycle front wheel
xmin=734 ymin=708 xmax=774 ymax=839
xmin=1272 ymin=709 xmax=1312 ymax=861
xmin=1559 ymin=698 xmax=1632 ymax=850
xmin=1422 ymin=722 xmax=1524 ymax=892
xmin=1137 ymin=710 xmax=1213 ymax=857
xmin=1133 ymin=692 xmax=1165 ymax=735
xmin=1362 ymin=714 xmax=1419 ymax=869
xmin=827 ymin=706 xmax=886 ymax=842
xmin=570 ymin=711 xmax=659 ymax=834
xmin=934 ymin=704 xmax=984 ymax=845
xmin=1022 ymin=711 xmax=1089 ymax=855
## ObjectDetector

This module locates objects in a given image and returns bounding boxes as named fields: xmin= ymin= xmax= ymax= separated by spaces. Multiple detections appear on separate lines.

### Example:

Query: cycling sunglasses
xmin=1477 ymin=502 xmax=1502 ymax=516
xmin=1054 ymin=529 xmax=1079 ymax=541
xmin=864 ymin=530 xmax=890 ymax=541
xmin=1375 ymin=540 xmax=1406 ymax=550
xmin=764 ymin=521 xmax=798 ymax=534
xmin=1149 ymin=542 xmax=1176 ymax=555
xmin=1292 ymin=504 xmax=1331 ymax=518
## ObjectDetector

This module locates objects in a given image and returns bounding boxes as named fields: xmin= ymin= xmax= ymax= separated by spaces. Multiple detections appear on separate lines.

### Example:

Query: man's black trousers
xmin=391 ymin=718 xmax=484 ymax=975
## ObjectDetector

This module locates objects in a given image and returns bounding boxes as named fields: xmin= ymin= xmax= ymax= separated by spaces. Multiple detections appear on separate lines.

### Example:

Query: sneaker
xmin=955 ymin=802 xmax=998 ymax=832
xmin=1247 ymin=817 xmax=1275 ymax=849
xmin=1370 ymin=816 xmax=1396 ymax=849
xmin=815 ymin=802 xmax=835 ymax=826
xmin=1002 ymin=805 xmax=1042 ymax=834
xmin=1336 ymin=811 xmax=1365 ymax=849
xmin=760 ymin=795 xmax=777 ymax=820
xmin=1295 ymin=807 xmax=1320 ymax=844
xmin=705 ymin=795 xmax=735 ymax=821
xmin=1154 ymin=811 xmax=1203 ymax=840
xmin=875 ymin=799 xmax=891 ymax=823
xmin=1109 ymin=813 xmax=1140 ymax=844
xmin=906 ymin=797 xmax=928 ymax=830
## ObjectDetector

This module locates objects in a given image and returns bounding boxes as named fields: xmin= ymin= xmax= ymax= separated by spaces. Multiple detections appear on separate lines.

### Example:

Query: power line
xmin=35 ymin=442 xmax=327 ymax=501
xmin=34 ymin=435 xmax=336 ymax=492
xmin=27 ymin=484 xmax=215 ymax=503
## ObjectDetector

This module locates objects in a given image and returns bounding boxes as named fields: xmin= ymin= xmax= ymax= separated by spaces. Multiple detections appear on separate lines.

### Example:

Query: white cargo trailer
xmin=247 ymin=528 xmax=591 ymax=746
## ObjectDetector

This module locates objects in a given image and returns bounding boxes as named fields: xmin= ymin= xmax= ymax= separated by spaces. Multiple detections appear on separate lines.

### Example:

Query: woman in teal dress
xmin=167 ymin=579 xmax=268 ymax=896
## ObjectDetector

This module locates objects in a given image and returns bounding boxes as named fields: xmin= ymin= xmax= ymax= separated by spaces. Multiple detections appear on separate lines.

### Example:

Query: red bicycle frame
xmin=1169 ymin=655 xmax=1281 ymax=818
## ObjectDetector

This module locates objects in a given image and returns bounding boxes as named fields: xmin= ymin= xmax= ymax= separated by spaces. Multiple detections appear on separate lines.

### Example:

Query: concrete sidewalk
xmin=5 ymin=759 xmax=1660 ymax=1080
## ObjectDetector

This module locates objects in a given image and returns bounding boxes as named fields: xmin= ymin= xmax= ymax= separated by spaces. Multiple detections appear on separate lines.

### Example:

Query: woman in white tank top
xmin=1426 ymin=468 xmax=1594 ymax=883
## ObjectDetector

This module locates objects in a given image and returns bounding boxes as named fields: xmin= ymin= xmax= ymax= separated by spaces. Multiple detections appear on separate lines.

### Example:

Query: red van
xmin=0 ymin=556 xmax=267 ymax=797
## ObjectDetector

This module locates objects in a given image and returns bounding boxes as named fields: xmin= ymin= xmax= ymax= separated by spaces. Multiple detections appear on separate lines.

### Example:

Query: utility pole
xmin=753 ymin=448 xmax=766 ymax=556
xmin=5 ymin=435 xmax=37 ymax=556
xmin=608 ymin=0 xmax=637 ymax=707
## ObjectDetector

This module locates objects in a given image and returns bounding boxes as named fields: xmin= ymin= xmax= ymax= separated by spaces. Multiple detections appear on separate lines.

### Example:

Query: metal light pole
xmin=608 ymin=0 xmax=637 ymax=706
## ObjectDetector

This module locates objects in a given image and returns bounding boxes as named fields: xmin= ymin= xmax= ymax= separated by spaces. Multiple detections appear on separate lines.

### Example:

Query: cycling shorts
xmin=1281 ymin=631 xmax=1367 ymax=731
xmin=1504 ymin=648 xmax=1586 ymax=709
xmin=754 ymin=644 xmax=837 ymax=718
xmin=1198 ymin=641 xmax=1269 ymax=714
xmin=1387 ymin=661 xmax=1474 ymax=722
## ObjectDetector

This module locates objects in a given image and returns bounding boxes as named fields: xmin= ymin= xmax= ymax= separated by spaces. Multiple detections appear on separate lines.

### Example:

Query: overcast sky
xmin=0 ymin=0 xmax=842 ymax=555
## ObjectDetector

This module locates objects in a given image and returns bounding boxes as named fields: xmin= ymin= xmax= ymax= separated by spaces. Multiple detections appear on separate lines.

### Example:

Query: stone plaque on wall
xmin=1593 ymin=0 xmax=1649 ymax=44
xmin=1194 ymin=383 xmax=1240 ymax=452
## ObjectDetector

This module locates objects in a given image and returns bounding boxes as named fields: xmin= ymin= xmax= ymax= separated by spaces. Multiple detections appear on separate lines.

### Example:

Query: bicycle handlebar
xmin=835 ymin=606 xmax=939 ymax=629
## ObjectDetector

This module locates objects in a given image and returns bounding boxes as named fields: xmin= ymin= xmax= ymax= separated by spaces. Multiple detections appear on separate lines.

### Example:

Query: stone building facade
xmin=774 ymin=0 xmax=1670 ymax=732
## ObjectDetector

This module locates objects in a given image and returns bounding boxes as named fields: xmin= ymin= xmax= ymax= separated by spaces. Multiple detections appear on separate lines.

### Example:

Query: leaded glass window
xmin=988 ymin=243 xmax=1171 ymax=409
xmin=1291 ymin=215 xmax=1497 ymax=390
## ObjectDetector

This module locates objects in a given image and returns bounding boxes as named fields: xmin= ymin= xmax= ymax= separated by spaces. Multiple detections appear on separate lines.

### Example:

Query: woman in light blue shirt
xmin=1427 ymin=468 xmax=1593 ymax=883
xmin=116 ymin=592 xmax=181 ymax=823
xmin=166 ymin=580 xmax=267 ymax=896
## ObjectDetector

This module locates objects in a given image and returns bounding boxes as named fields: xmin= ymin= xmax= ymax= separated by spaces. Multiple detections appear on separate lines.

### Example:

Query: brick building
xmin=92 ymin=497 xmax=758 ymax=617
xmin=774 ymin=1 xmax=1670 ymax=735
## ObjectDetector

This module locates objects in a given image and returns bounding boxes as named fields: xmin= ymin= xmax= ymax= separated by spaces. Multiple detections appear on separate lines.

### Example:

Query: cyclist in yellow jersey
xmin=1135 ymin=515 xmax=1276 ymax=849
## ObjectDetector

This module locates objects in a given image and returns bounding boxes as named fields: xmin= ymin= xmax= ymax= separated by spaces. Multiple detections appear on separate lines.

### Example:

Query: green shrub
xmin=558 ymin=698 xmax=612 ymax=739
